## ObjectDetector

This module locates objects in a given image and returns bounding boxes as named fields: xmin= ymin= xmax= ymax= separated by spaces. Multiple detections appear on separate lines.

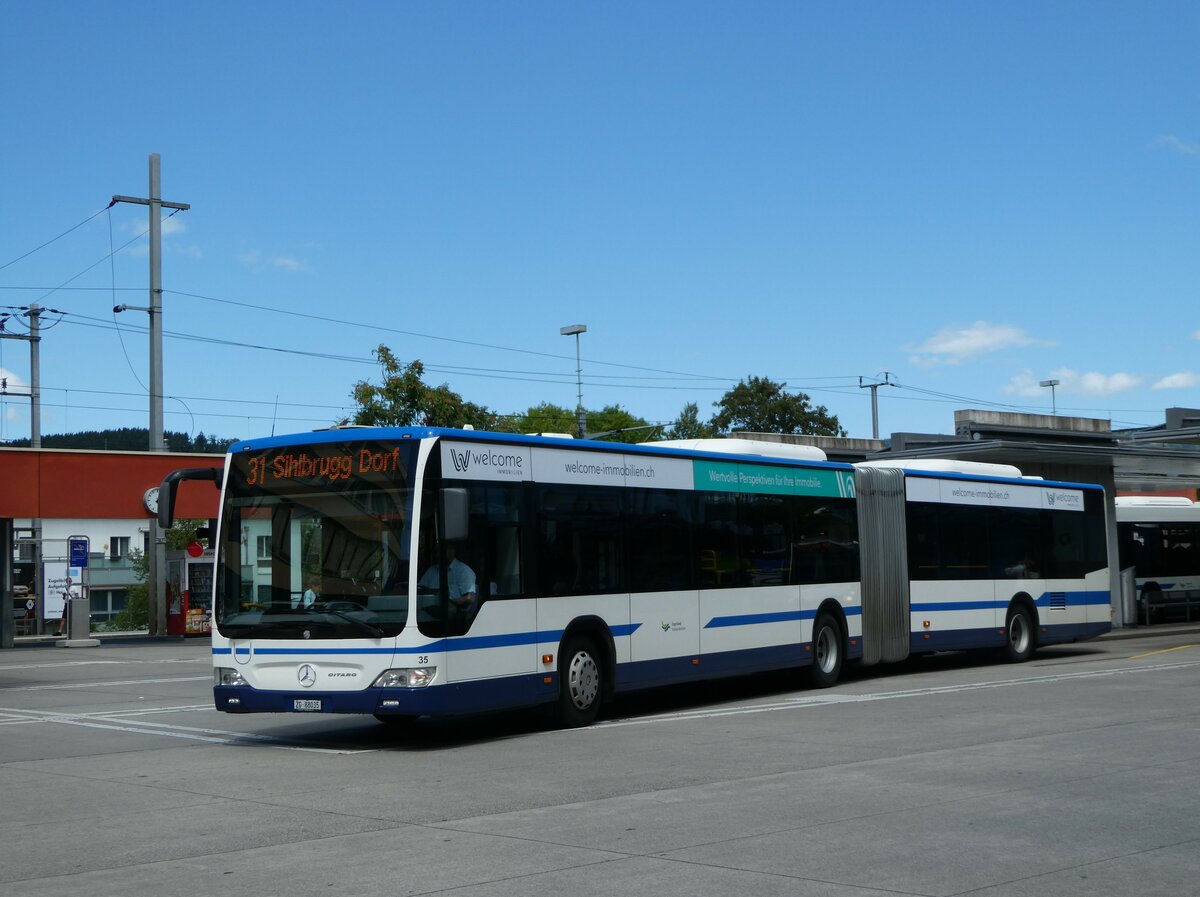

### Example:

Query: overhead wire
xmin=108 ymin=205 xmax=147 ymax=390
xmin=165 ymin=288 xmax=737 ymax=382
xmin=4 ymin=218 xmax=1171 ymax=434
xmin=0 ymin=203 xmax=115 ymax=272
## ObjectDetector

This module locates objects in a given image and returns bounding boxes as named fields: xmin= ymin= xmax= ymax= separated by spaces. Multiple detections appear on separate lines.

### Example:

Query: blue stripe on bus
xmin=910 ymin=590 xmax=1111 ymax=614
xmin=703 ymin=604 xmax=863 ymax=630
xmin=213 ymin=622 xmax=643 ymax=657
xmin=910 ymin=601 xmax=996 ymax=613
xmin=1038 ymin=590 xmax=1109 ymax=606
xmin=704 ymin=610 xmax=807 ymax=628
xmin=213 ymin=591 xmax=1108 ymax=659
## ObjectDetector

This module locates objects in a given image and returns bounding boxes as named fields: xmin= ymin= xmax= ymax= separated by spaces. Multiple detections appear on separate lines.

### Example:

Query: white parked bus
xmin=159 ymin=428 xmax=1111 ymax=727
xmin=1115 ymin=496 xmax=1200 ymax=624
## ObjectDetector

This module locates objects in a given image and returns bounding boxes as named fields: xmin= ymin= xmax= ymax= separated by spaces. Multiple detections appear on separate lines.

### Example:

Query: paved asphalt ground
xmin=1 ymin=626 xmax=1198 ymax=897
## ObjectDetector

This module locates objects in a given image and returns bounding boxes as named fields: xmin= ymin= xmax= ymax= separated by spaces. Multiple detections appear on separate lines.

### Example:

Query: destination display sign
xmin=234 ymin=441 xmax=416 ymax=494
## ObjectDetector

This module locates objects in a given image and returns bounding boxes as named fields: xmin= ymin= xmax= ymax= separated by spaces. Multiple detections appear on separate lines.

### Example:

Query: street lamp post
xmin=560 ymin=324 xmax=587 ymax=438
xmin=1039 ymin=379 xmax=1060 ymax=416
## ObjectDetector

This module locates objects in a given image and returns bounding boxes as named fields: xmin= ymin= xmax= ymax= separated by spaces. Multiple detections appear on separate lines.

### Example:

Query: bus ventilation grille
xmin=1047 ymin=593 xmax=1067 ymax=611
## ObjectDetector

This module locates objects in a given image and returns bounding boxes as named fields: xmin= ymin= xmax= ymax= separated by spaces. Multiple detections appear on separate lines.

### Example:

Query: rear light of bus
xmin=214 ymin=668 xmax=246 ymax=687
xmin=372 ymin=667 xmax=437 ymax=689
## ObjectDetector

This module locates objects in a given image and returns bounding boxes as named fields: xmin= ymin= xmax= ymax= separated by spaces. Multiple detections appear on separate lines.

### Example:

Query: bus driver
xmin=418 ymin=543 xmax=478 ymax=613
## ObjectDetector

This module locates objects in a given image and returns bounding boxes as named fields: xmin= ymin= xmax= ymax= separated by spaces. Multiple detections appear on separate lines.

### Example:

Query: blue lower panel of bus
xmin=614 ymin=642 xmax=818 ymax=692
xmin=215 ymin=643 xmax=825 ymax=716
xmin=909 ymin=620 xmax=1110 ymax=654
xmin=215 ymin=673 xmax=557 ymax=717
xmin=1040 ymin=620 xmax=1111 ymax=644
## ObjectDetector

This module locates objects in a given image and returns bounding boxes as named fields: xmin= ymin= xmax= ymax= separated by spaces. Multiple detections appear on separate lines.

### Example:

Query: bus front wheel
xmin=1003 ymin=605 xmax=1035 ymax=663
xmin=810 ymin=612 xmax=844 ymax=689
xmin=555 ymin=637 xmax=603 ymax=727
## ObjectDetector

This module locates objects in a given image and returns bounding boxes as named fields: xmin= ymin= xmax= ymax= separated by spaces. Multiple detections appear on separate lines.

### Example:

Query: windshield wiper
xmin=309 ymin=606 xmax=385 ymax=638
xmin=218 ymin=620 xmax=297 ymax=638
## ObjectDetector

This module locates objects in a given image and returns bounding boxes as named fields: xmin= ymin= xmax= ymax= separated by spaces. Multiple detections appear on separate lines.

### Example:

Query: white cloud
xmin=1075 ymin=371 xmax=1141 ymax=395
xmin=239 ymin=249 xmax=310 ymax=272
xmin=1153 ymin=372 xmax=1200 ymax=390
xmin=1005 ymin=367 xmax=1143 ymax=398
xmin=1 ymin=367 xmax=29 ymax=421
xmin=907 ymin=321 xmax=1053 ymax=366
xmin=1003 ymin=369 xmax=1043 ymax=398
xmin=171 ymin=244 xmax=204 ymax=260
xmin=121 ymin=215 xmax=187 ymax=236
xmin=0 ymin=367 xmax=28 ymax=392
xmin=1058 ymin=368 xmax=1142 ymax=396
xmin=1193 ymin=330 xmax=1200 ymax=340
xmin=1157 ymin=134 xmax=1200 ymax=156
xmin=118 ymin=215 xmax=190 ymax=258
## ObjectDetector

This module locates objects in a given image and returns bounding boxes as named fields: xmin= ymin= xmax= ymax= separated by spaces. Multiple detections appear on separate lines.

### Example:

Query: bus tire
xmin=810 ymin=612 xmax=844 ymax=689
xmin=555 ymin=636 xmax=603 ymax=727
xmin=1003 ymin=605 xmax=1035 ymax=663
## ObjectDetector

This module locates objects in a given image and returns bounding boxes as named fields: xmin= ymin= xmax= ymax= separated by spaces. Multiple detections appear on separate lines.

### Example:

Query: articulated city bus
xmin=1115 ymin=496 xmax=1200 ymax=624
xmin=160 ymin=428 xmax=1110 ymax=727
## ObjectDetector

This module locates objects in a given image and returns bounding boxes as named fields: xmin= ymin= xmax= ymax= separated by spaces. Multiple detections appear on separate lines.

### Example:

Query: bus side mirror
xmin=159 ymin=468 xmax=222 ymax=529
xmin=440 ymin=488 xmax=470 ymax=542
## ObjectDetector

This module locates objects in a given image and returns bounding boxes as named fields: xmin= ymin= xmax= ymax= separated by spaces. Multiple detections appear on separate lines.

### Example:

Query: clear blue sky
xmin=2 ymin=2 xmax=1197 ymax=444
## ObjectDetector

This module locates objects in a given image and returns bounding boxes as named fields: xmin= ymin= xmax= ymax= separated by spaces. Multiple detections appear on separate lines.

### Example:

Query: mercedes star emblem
xmin=297 ymin=664 xmax=318 ymax=688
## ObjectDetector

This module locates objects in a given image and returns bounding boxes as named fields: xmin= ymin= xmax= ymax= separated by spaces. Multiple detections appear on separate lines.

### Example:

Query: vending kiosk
xmin=166 ymin=544 xmax=214 ymax=636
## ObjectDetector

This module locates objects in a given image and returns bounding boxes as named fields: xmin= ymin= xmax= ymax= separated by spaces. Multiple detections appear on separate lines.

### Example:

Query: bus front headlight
xmin=372 ymin=668 xmax=436 ymax=688
xmin=214 ymin=668 xmax=246 ymax=687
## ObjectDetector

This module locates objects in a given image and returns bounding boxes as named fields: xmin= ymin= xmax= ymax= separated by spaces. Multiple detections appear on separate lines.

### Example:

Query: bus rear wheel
xmin=810 ymin=612 xmax=844 ymax=689
xmin=1003 ymin=605 xmax=1035 ymax=663
xmin=555 ymin=637 xmax=603 ymax=727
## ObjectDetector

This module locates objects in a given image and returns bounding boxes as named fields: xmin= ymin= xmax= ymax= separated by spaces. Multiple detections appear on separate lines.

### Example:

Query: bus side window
xmin=626 ymin=488 xmax=693 ymax=593
xmin=696 ymin=492 xmax=739 ymax=588
xmin=536 ymin=486 xmax=623 ymax=596
xmin=461 ymin=482 xmax=524 ymax=607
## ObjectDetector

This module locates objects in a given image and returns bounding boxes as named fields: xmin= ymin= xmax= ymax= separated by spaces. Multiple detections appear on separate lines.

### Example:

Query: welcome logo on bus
xmin=1045 ymin=490 xmax=1084 ymax=510
xmin=446 ymin=446 xmax=527 ymax=479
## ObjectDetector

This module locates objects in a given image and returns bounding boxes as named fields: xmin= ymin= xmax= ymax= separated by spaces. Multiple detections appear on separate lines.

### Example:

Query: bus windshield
xmin=214 ymin=440 xmax=418 ymax=639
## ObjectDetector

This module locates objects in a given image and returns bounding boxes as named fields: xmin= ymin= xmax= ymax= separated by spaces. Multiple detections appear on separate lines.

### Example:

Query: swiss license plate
xmin=293 ymin=699 xmax=322 ymax=711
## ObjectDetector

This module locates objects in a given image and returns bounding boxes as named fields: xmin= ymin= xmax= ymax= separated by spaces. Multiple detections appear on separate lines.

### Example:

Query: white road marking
xmin=0 ymin=676 xmax=212 ymax=691
xmin=591 ymin=658 xmax=1200 ymax=729
xmin=0 ymin=705 xmax=374 ymax=754
xmin=0 ymin=658 xmax=208 ymax=671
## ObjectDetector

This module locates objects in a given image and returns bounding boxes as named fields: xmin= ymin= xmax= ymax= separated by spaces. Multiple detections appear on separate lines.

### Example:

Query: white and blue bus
xmin=1115 ymin=496 xmax=1200 ymax=624
xmin=160 ymin=428 xmax=1111 ymax=727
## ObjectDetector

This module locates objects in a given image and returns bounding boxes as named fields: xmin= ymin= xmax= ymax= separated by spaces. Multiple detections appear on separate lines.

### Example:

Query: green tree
xmin=503 ymin=402 xmax=659 ymax=444
xmin=587 ymin=404 xmax=661 ymax=443
xmin=711 ymin=376 xmax=845 ymax=437
xmin=352 ymin=345 xmax=498 ymax=429
xmin=105 ymin=520 xmax=203 ymax=632
xmin=665 ymin=402 xmax=715 ymax=440
xmin=501 ymin=402 xmax=577 ymax=435
xmin=109 ymin=547 xmax=149 ymax=632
